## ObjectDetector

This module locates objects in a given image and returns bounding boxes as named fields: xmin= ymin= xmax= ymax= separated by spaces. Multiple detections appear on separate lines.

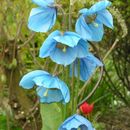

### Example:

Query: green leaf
xmin=40 ymin=103 xmax=62 ymax=130
xmin=8 ymin=58 xmax=17 ymax=69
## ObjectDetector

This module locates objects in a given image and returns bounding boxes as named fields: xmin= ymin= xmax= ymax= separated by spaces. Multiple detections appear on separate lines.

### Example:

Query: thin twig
xmin=14 ymin=20 xmax=24 ymax=40
xmin=103 ymin=38 xmax=119 ymax=61
xmin=18 ymin=33 xmax=35 ymax=49
xmin=28 ymin=44 xmax=44 ymax=69
xmin=28 ymin=100 xmax=39 ymax=113
xmin=56 ymin=4 xmax=66 ymax=30
xmin=77 ymin=66 xmax=104 ymax=108
xmin=69 ymin=2 xmax=72 ymax=30
xmin=22 ymin=100 xmax=39 ymax=129
xmin=53 ymin=64 xmax=59 ymax=75
xmin=71 ymin=63 xmax=75 ymax=114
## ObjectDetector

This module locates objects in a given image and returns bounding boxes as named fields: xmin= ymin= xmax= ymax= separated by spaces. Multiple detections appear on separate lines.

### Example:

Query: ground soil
xmin=98 ymin=107 xmax=130 ymax=130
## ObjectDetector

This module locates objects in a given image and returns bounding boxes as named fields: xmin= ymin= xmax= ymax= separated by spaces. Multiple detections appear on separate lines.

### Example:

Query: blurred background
xmin=0 ymin=0 xmax=130 ymax=130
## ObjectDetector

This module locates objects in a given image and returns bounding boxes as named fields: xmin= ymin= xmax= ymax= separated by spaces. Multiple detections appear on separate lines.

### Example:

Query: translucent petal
xmin=50 ymin=47 xmax=77 ymax=66
xmin=32 ymin=0 xmax=54 ymax=7
xmin=57 ymin=79 xmax=70 ymax=104
xmin=33 ymin=76 xmax=70 ymax=103
xmin=88 ymin=21 xmax=104 ymax=42
xmin=28 ymin=7 xmax=56 ymax=32
xmin=53 ymin=32 xmax=81 ymax=47
xmin=70 ymin=53 xmax=103 ymax=81
xmin=19 ymin=70 xmax=49 ymax=89
xmin=76 ymin=15 xmax=104 ymax=42
xmin=86 ymin=53 xmax=103 ymax=66
xmin=37 ymin=86 xmax=63 ymax=103
xmin=76 ymin=15 xmax=92 ymax=41
xmin=89 ymin=0 xmax=111 ymax=14
xmin=39 ymin=30 xmax=60 ymax=58
xmin=74 ymin=39 xmax=89 ymax=58
xmin=79 ymin=0 xmax=111 ymax=15
xmin=96 ymin=9 xmax=113 ymax=29
xmin=33 ymin=75 xmax=51 ymax=86
xmin=58 ymin=114 xmax=94 ymax=130
xmin=79 ymin=8 xmax=89 ymax=14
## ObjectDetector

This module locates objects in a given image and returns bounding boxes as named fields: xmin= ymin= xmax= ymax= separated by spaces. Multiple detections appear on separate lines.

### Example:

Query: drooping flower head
xmin=19 ymin=70 xmax=70 ymax=104
xmin=28 ymin=0 xmax=57 ymax=32
xmin=70 ymin=53 xmax=103 ymax=81
xmin=58 ymin=114 xmax=95 ymax=130
xmin=76 ymin=0 xmax=113 ymax=42
xmin=39 ymin=30 xmax=89 ymax=66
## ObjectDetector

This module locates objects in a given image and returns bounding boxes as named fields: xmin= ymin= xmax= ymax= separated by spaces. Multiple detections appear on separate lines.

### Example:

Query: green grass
xmin=0 ymin=115 xmax=22 ymax=130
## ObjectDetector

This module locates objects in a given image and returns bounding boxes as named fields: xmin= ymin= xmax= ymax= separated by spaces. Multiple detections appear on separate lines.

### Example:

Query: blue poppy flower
xmin=70 ymin=53 xmax=103 ymax=81
xmin=28 ymin=0 xmax=57 ymax=32
xmin=76 ymin=0 xmax=113 ymax=42
xmin=19 ymin=70 xmax=70 ymax=104
xmin=58 ymin=114 xmax=95 ymax=130
xmin=39 ymin=30 xmax=89 ymax=66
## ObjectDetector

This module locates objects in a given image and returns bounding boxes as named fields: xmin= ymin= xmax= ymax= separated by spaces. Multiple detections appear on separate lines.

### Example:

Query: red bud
xmin=79 ymin=102 xmax=94 ymax=115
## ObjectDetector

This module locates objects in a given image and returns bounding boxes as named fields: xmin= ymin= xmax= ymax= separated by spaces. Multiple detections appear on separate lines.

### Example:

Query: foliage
xmin=40 ymin=104 xmax=62 ymax=130
xmin=0 ymin=113 xmax=21 ymax=130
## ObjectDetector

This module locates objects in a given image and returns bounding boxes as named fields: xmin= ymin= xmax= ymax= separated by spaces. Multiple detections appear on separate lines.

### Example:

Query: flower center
xmin=85 ymin=14 xmax=99 ymax=27
xmin=43 ymin=89 xmax=49 ymax=97
xmin=56 ymin=43 xmax=67 ymax=52
xmin=43 ymin=88 xmax=59 ymax=97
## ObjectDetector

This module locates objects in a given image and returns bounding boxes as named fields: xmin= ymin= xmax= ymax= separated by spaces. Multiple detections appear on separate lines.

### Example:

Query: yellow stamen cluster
xmin=44 ymin=89 xmax=49 ymax=97
xmin=93 ymin=22 xmax=99 ymax=27
xmin=85 ymin=14 xmax=98 ymax=27
xmin=56 ymin=43 xmax=67 ymax=52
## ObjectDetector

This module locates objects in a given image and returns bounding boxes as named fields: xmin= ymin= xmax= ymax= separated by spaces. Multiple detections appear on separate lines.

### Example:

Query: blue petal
xmin=28 ymin=7 xmax=56 ymax=32
xmin=76 ymin=15 xmax=104 ymax=42
xmin=88 ymin=21 xmax=104 ymax=42
xmin=33 ymin=75 xmax=51 ymax=86
xmin=74 ymin=39 xmax=89 ymax=58
xmin=37 ymin=86 xmax=63 ymax=103
xmin=86 ymin=53 xmax=103 ymax=66
xmin=79 ymin=54 xmax=103 ymax=81
xmin=57 ymin=79 xmax=70 ymax=104
xmin=88 ymin=0 xmax=111 ymax=14
xmin=50 ymin=47 xmax=77 ymax=66
xmin=32 ymin=0 xmax=54 ymax=7
xmin=58 ymin=114 xmax=94 ymax=130
xmin=19 ymin=70 xmax=49 ymax=89
xmin=33 ymin=76 xmax=70 ymax=103
xmin=79 ymin=8 xmax=89 ymax=14
xmin=39 ymin=30 xmax=60 ymax=58
xmin=53 ymin=32 xmax=81 ymax=47
xmin=70 ymin=53 xmax=103 ymax=81
xmin=96 ymin=9 xmax=113 ymax=29
xmin=76 ymin=15 xmax=92 ymax=41
xmin=33 ymin=75 xmax=60 ymax=89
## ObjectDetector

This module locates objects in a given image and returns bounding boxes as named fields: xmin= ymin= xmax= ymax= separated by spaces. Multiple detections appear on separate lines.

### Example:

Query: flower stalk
xmin=19 ymin=0 xmax=114 ymax=129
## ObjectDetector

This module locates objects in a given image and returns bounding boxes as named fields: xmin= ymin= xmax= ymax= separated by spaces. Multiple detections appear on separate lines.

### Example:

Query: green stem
xmin=68 ymin=0 xmax=75 ymax=115
xmin=92 ymin=93 xmax=110 ymax=104
xmin=71 ymin=63 xmax=75 ymax=114
xmin=61 ymin=66 xmax=65 ymax=121
xmin=65 ymin=66 xmax=69 ymax=118
xmin=74 ymin=59 xmax=80 ymax=111
xmin=56 ymin=4 xmax=66 ymax=31
xmin=69 ymin=2 xmax=72 ymax=30
xmin=53 ymin=64 xmax=59 ymax=75
xmin=62 ymin=66 xmax=68 ymax=120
